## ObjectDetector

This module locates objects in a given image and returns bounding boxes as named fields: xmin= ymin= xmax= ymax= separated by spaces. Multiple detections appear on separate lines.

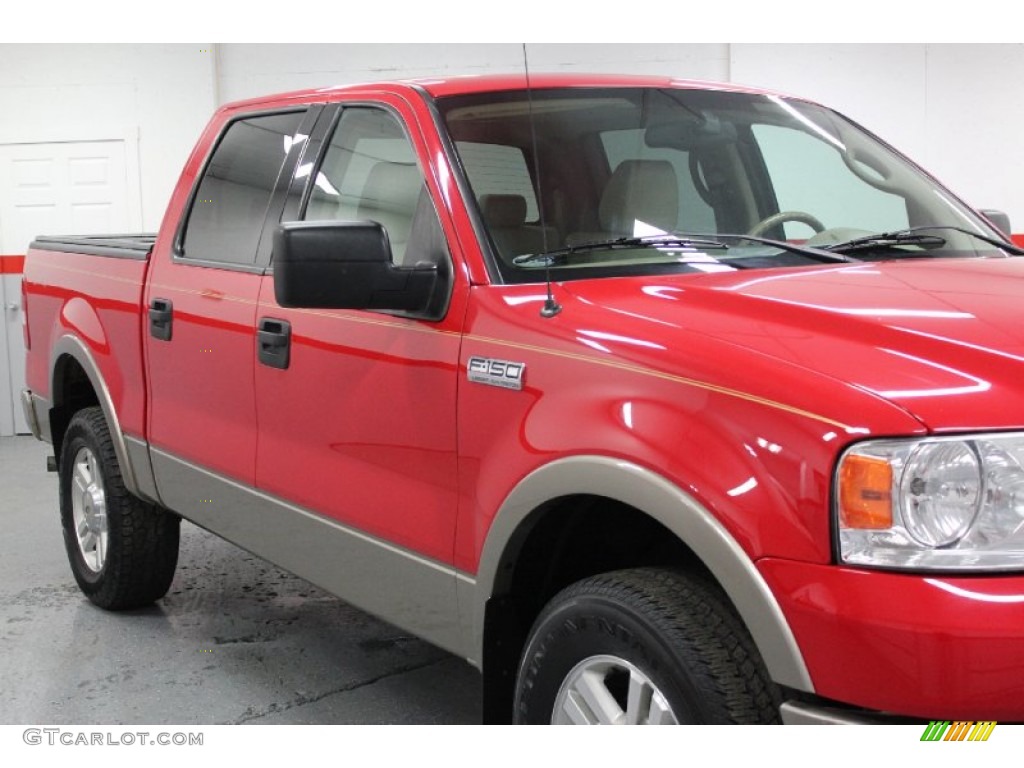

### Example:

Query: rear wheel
xmin=59 ymin=406 xmax=180 ymax=609
xmin=514 ymin=568 xmax=781 ymax=724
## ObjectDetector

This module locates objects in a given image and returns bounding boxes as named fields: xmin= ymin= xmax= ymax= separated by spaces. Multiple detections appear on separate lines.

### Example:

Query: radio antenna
xmin=523 ymin=43 xmax=561 ymax=318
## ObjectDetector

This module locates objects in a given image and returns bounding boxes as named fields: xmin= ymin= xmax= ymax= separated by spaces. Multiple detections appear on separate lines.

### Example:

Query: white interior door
xmin=0 ymin=140 xmax=132 ymax=436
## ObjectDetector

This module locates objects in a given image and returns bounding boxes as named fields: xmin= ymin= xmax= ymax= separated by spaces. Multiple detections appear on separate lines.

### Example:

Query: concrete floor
xmin=0 ymin=435 xmax=481 ymax=724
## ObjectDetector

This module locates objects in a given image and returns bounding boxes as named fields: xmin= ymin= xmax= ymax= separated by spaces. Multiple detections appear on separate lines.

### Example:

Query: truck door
xmin=253 ymin=100 xmax=470 ymax=652
xmin=145 ymin=108 xmax=317 ymax=510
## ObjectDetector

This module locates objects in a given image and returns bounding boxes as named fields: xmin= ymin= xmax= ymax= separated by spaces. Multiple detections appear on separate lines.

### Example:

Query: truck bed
xmin=30 ymin=234 xmax=156 ymax=260
xmin=23 ymin=234 xmax=155 ymax=450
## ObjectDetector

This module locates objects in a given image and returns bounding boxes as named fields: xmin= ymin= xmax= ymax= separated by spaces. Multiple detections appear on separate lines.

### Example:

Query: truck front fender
xmin=465 ymin=455 xmax=814 ymax=692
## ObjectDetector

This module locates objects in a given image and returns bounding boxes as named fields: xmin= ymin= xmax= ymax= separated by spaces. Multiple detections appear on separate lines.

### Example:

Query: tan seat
xmin=570 ymin=159 xmax=680 ymax=244
xmin=357 ymin=161 xmax=423 ymax=264
xmin=479 ymin=193 xmax=555 ymax=260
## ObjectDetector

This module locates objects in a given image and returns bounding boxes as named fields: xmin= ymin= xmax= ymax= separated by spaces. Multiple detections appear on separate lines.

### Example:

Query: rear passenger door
xmin=146 ymin=108 xmax=317 ymax=507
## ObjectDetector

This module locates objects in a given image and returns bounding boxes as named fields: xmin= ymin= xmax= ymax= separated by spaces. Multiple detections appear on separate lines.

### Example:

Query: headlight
xmin=837 ymin=434 xmax=1024 ymax=571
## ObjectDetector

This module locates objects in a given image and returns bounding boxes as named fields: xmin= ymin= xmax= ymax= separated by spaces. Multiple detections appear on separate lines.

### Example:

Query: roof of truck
xmin=220 ymin=73 xmax=791 ymax=113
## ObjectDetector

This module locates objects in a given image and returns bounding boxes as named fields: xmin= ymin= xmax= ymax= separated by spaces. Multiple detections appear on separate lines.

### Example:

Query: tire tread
xmin=517 ymin=567 xmax=781 ymax=724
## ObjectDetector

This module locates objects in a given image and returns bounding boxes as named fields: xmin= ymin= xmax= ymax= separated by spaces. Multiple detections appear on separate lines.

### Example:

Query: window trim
xmin=173 ymin=106 xmax=314 ymax=273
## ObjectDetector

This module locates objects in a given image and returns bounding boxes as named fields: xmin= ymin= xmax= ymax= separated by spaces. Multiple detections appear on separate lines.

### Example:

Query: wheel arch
xmin=469 ymin=455 xmax=813 ymax=721
xmin=49 ymin=334 xmax=151 ymax=502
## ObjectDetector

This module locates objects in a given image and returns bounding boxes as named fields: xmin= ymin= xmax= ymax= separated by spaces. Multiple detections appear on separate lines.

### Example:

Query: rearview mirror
xmin=273 ymin=221 xmax=437 ymax=312
xmin=644 ymin=117 xmax=738 ymax=151
xmin=979 ymin=209 xmax=1012 ymax=237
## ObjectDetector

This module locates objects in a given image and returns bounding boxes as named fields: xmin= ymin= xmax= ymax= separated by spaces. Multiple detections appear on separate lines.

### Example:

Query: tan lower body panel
xmin=150 ymin=447 xmax=470 ymax=658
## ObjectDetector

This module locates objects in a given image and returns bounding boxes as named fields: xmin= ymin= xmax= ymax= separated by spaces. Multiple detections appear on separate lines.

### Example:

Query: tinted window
xmin=183 ymin=111 xmax=306 ymax=265
xmin=441 ymin=87 xmax=1003 ymax=284
xmin=601 ymin=128 xmax=716 ymax=233
xmin=304 ymin=108 xmax=448 ymax=268
xmin=456 ymin=142 xmax=539 ymax=221
xmin=752 ymin=123 xmax=908 ymax=237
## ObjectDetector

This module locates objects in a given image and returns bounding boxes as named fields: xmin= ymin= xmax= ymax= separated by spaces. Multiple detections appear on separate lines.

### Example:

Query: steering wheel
xmin=748 ymin=211 xmax=825 ymax=238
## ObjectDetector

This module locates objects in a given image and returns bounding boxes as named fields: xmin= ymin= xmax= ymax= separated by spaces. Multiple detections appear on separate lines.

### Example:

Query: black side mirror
xmin=273 ymin=221 xmax=437 ymax=312
xmin=980 ymin=209 xmax=1012 ymax=237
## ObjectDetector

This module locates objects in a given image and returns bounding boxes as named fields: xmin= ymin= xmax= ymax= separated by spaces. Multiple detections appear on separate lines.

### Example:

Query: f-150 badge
xmin=467 ymin=356 xmax=525 ymax=390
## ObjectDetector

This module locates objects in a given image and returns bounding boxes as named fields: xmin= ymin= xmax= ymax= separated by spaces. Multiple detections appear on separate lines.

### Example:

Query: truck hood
xmin=562 ymin=257 xmax=1024 ymax=432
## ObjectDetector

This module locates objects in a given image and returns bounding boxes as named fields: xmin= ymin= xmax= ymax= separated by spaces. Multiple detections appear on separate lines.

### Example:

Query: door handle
xmin=149 ymin=298 xmax=173 ymax=341
xmin=257 ymin=317 xmax=291 ymax=370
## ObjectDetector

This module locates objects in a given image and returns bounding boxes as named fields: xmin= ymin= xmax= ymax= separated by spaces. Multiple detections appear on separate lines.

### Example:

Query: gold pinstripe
xmin=463 ymin=332 xmax=855 ymax=431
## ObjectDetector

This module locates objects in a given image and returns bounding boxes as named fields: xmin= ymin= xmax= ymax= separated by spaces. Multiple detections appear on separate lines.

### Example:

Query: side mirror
xmin=273 ymin=221 xmax=437 ymax=311
xmin=980 ymin=209 xmax=1012 ymax=237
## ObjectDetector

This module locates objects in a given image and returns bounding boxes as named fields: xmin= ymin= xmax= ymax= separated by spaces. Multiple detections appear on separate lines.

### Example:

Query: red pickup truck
xmin=20 ymin=73 xmax=1024 ymax=725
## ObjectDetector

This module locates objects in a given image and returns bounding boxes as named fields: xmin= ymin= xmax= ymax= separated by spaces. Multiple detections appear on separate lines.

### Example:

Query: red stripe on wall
xmin=0 ymin=255 xmax=26 ymax=274
xmin=1013 ymin=235 xmax=1024 ymax=248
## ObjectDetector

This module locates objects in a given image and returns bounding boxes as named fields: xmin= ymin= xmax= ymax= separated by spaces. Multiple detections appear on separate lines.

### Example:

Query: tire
xmin=59 ymin=406 xmax=180 ymax=610
xmin=514 ymin=568 xmax=781 ymax=724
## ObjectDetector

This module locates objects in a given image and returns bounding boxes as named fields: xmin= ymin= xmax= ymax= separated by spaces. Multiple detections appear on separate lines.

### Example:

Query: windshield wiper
xmin=822 ymin=225 xmax=1024 ymax=256
xmin=511 ymin=233 xmax=856 ymax=268
xmin=906 ymin=225 xmax=1024 ymax=255
xmin=511 ymin=235 xmax=729 ymax=268
xmin=822 ymin=230 xmax=947 ymax=255
xmin=711 ymin=233 xmax=856 ymax=264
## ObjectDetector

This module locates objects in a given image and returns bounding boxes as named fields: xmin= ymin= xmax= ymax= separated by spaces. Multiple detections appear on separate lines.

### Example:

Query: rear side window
xmin=182 ymin=111 xmax=306 ymax=265
xmin=456 ymin=142 xmax=539 ymax=221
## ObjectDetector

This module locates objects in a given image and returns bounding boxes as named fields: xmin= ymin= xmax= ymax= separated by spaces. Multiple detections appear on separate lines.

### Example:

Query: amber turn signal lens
xmin=840 ymin=455 xmax=893 ymax=529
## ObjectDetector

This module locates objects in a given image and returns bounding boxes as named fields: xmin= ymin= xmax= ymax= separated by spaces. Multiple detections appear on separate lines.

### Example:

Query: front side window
xmin=303 ymin=107 xmax=448 ymax=268
xmin=182 ymin=111 xmax=306 ymax=265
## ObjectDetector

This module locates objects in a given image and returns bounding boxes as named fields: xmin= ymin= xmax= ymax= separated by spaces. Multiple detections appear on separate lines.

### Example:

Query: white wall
xmin=0 ymin=44 xmax=216 ymax=232
xmin=216 ymin=44 xmax=730 ymax=103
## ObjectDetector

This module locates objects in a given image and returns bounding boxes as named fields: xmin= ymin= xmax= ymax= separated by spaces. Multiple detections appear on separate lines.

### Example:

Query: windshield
xmin=438 ymin=87 xmax=1014 ymax=283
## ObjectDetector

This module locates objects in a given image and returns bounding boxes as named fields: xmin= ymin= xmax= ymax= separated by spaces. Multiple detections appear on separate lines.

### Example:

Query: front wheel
xmin=59 ymin=406 xmax=180 ymax=610
xmin=514 ymin=568 xmax=781 ymax=724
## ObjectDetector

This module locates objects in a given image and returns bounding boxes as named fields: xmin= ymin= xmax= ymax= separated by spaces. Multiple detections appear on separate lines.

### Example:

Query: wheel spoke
xmin=77 ymin=519 xmax=90 ymax=539
xmin=73 ymin=463 xmax=89 ymax=495
xmin=575 ymin=669 xmax=624 ymax=725
xmin=646 ymin=695 xmax=676 ymax=725
xmin=95 ymin=533 xmax=105 ymax=565
xmin=624 ymin=669 xmax=653 ymax=725
xmin=87 ymin=454 xmax=100 ymax=488
xmin=551 ymin=654 xmax=680 ymax=726
xmin=560 ymin=691 xmax=595 ymax=725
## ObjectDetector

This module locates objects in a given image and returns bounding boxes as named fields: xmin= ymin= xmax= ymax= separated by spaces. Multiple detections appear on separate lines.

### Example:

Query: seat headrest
xmin=479 ymin=194 xmax=528 ymax=228
xmin=358 ymin=162 xmax=421 ymax=217
xmin=599 ymin=160 xmax=679 ymax=234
